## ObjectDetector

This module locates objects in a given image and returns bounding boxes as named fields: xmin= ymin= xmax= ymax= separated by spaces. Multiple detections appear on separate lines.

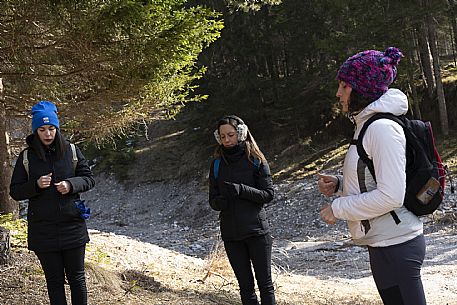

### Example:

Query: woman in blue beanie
xmin=317 ymin=48 xmax=426 ymax=305
xmin=10 ymin=100 xmax=95 ymax=305
xmin=209 ymin=115 xmax=276 ymax=305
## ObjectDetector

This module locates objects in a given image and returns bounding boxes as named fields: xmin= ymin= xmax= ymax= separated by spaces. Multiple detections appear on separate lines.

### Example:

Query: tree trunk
xmin=426 ymin=2 xmax=450 ymax=135
xmin=406 ymin=32 xmax=423 ymax=119
xmin=0 ymin=226 xmax=10 ymax=265
xmin=416 ymin=23 xmax=435 ymax=97
xmin=448 ymin=0 xmax=457 ymax=63
xmin=449 ymin=24 xmax=457 ymax=65
xmin=0 ymin=79 xmax=16 ymax=215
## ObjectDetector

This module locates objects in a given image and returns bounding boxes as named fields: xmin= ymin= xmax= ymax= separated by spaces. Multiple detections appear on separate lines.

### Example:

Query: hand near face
xmin=317 ymin=173 xmax=338 ymax=197
xmin=320 ymin=204 xmax=337 ymax=225
xmin=37 ymin=173 xmax=52 ymax=189
xmin=55 ymin=181 xmax=71 ymax=195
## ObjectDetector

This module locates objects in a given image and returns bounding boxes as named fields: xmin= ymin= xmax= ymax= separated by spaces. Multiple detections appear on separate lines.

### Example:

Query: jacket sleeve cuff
xmin=331 ymin=199 xmax=341 ymax=219
xmin=335 ymin=175 xmax=343 ymax=195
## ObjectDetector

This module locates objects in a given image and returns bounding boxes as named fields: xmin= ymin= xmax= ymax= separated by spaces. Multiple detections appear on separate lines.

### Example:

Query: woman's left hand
xmin=223 ymin=181 xmax=242 ymax=197
xmin=320 ymin=204 xmax=337 ymax=225
xmin=54 ymin=181 xmax=71 ymax=195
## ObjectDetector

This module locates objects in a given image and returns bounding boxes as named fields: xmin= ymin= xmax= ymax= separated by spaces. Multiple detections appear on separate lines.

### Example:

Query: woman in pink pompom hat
xmin=317 ymin=48 xmax=427 ymax=305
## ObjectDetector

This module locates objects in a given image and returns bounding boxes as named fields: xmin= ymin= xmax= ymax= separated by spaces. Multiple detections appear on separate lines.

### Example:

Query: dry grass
xmin=196 ymin=239 xmax=383 ymax=305
xmin=1 ymin=206 xmax=454 ymax=304
xmin=272 ymin=138 xmax=348 ymax=181
xmin=201 ymin=239 xmax=236 ymax=285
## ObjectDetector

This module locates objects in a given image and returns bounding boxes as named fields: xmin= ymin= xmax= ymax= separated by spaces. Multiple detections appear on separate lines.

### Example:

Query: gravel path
xmin=83 ymin=173 xmax=457 ymax=304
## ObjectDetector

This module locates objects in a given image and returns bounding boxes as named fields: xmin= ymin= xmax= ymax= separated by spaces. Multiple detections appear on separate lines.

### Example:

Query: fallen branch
xmin=201 ymin=270 xmax=229 ymax=283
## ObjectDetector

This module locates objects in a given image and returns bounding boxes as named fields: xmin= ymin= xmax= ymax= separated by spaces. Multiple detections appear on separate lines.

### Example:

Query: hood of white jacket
xmin=353 ymin=88 xmax=408 ymax=127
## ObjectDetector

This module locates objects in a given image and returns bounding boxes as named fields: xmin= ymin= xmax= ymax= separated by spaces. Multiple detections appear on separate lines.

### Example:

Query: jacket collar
xmin=353 ymin=88 xmax=408 ymax=129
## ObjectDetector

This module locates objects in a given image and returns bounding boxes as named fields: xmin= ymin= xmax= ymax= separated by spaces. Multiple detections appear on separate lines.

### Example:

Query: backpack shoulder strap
xmin=213 ymin=156 xmax=260 ymax=180
xmin=70 ymin=143 xmax=78 ymax=172
xmin=22 ymin=149 xmax=30 ymax=178
xmin=354 ymin=113 xmax=405 ymax=181
xmin=213 ymin=158 xmax=221 ymax=179
xmin=22 ymin=145 xmax=78 ymax=179
xmin=253 ymin=157 xmax=261 ymax=171
xmin=355 ymin=113 xmax=407 ymax=224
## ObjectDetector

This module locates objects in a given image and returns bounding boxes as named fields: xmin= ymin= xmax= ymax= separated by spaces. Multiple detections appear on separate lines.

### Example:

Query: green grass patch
xmin=0 ymin=213 xmax=27 ymax=248
xmin=86 ymin=244 xmax=111 ymax=265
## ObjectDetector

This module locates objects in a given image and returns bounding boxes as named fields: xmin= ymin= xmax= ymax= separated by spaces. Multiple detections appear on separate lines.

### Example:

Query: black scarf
xmin=221 ymin=142 xmax=246 ymax=163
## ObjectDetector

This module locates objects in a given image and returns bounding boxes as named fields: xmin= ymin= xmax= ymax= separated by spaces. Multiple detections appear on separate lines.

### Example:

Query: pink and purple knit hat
xmin=336 ymin=47 xmax=403 ymax=101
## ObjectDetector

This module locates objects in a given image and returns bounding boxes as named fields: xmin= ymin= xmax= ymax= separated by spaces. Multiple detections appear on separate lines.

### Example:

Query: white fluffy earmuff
xmin=213 ymin=129 xmax=222 ymax=144
xmin=214 ymin=115 xmax=248 ymax=144
xmin=236 ymin=123 xmax=248 ymax=142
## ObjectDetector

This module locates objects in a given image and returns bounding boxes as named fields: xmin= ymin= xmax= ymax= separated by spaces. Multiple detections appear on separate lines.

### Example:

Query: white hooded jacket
xmin=332 ymin=89 xmax=423 ymax=247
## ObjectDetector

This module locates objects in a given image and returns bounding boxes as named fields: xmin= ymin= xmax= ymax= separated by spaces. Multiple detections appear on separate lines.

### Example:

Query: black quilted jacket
xmin=10 ymin=134 xmax=95 ymax=252
xmin=209 ymin=150 xmax=274 ymax=241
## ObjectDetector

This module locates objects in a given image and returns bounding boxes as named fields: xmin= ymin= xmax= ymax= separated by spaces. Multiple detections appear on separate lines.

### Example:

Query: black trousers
xmin=35 ymin=245 xmax=87 ymax=305
xmin=368 ymin=234 xmax=426 ymax=305
xmin=224 ymin=234 xmax=276 ymax=305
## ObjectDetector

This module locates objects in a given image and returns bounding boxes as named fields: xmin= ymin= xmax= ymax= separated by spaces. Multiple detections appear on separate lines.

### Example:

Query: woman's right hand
xmin=320 ymin=204 xmax=338 ymax=225
xmin=210 ymin=195 xmax=228 ymax=211
xmin=37 ymin=173 xmax=52 ymax=189
xmin=317 ymin=173 xmax=338 ymax=197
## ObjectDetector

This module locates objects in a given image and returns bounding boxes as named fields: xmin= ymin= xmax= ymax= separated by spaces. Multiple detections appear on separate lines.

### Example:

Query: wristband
xmin=334 ymin=177 xmax=340 ymax=193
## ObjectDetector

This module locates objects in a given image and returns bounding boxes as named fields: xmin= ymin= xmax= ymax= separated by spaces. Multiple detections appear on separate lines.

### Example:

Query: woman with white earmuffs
xmin=209 ymin=115 xmax=276 ymax=305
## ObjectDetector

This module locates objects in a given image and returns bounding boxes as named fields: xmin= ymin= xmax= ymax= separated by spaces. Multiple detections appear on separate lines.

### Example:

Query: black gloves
xmin=225 ymin=181 xmax=274 ymax=204
xmin=224 ymin=181 xmax=243 ymax=198
xmin=210 ymin=195 xmax=228 ymax=211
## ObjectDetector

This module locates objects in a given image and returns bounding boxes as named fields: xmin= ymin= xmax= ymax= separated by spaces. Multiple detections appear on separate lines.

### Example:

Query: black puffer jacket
xmin=10 ymin=134 xmax=95 ymax=252
xmin=209 ymin=145 xmax=274 ymax=241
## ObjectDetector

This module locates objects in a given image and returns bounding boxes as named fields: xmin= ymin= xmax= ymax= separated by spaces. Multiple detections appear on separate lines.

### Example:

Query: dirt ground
xmin=1 ymin=174 xmax=457 ymax=305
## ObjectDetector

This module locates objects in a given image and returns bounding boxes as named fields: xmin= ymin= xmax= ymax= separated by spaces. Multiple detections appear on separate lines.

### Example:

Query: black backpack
xmin=353 ymin=113 xmax=446 ymax=216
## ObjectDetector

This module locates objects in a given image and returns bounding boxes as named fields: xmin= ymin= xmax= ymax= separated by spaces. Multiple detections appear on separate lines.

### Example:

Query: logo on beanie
xmin=31 ymin=100 xmax=60 ymax=132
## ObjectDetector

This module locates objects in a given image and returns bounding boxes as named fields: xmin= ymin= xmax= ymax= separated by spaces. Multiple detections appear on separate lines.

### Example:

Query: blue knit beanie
xmin=31 ymin=100 xmax=60 ymax=132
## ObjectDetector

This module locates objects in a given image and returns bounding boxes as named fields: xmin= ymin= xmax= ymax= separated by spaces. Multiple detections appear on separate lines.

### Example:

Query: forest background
xmin=1 ymin=0 xmax=457 ymax=192
xmin=2 ymin=0 xmax=457 ymax=202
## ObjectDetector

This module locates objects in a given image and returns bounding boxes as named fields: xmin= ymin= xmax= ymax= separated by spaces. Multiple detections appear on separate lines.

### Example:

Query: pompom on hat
xmin=336 ymin=47 xmax=404 ymax=101
xmin=31 ymin=100 xmax=60 ymax=132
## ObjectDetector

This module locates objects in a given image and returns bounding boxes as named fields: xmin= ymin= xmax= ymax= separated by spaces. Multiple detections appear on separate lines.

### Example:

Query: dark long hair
xmin=348 ymin=90 xmax=375 ymax=114
xmin=31 ymin=129 xmax=68 ymax=161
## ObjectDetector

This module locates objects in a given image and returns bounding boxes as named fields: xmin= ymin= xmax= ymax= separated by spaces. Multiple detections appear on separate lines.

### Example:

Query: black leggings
xmin=35 ymin=245 xmax=87 ymax=305
xmin=368 ymin=234 xmax=426 ymax=305
xmin=224 ymin=234 xmax=276 ymax=305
